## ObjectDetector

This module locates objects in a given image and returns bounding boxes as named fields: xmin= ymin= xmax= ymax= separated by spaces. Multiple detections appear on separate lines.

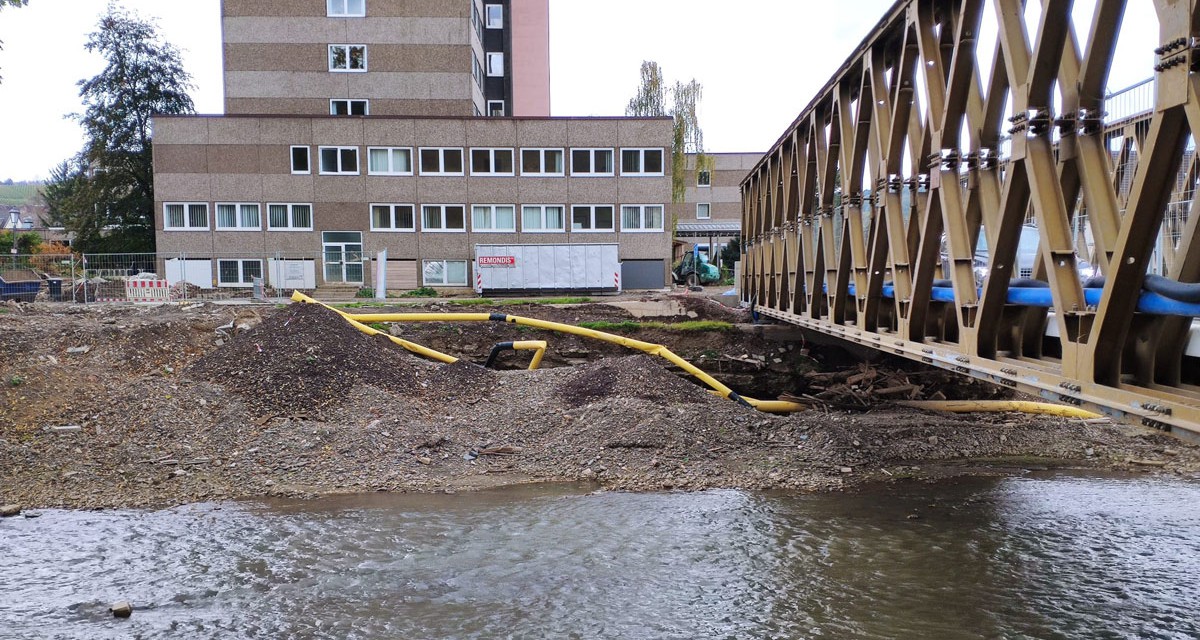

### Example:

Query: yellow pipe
xmin=511 ymin=340 xmax=547 ymax=370
xmin=291 ymin=291 xmax=459 ymax=364
xmin=344 ymin=305 xmax=806 ymax=414
xmin=898 ymin=400 xmax=1103 ymax=419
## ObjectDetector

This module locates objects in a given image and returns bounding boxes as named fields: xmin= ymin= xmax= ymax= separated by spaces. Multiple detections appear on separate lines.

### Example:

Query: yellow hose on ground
xmin=291 ymin=292 xmax=806 ymax=413
xmin=897 ymin=400 xmax=1103 ymax=419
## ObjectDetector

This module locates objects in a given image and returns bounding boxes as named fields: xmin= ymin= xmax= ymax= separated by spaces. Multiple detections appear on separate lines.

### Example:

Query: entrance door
xmin=322 ymin=231 xmax=364 ymax=284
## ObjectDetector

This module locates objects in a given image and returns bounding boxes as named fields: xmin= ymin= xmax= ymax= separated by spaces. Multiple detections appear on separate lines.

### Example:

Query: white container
xmin=474 ymin=243 xmax=620 ymax=295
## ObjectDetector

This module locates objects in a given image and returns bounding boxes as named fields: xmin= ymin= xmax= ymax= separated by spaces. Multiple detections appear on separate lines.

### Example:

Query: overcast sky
xmin=0 ymin=0 xmax=1158 ymax=182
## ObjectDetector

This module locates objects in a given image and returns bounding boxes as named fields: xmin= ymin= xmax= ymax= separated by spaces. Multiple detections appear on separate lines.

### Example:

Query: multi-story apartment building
xmin=153 ymin=0 xmax=673 ymax=292
xmin=673 ymin=152 xmax=761 ymax=265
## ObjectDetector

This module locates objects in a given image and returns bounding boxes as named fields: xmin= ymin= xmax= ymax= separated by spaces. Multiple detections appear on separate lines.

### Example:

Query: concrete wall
xmin=222 ymin=0 xmax=478 ymax=117
xmin=153 ymin=114 xmax=675 ymax=288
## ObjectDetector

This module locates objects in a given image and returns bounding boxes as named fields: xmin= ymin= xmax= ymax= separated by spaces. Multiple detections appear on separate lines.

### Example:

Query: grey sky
xmin=0 ymin=0 xmax=1158 ymax=182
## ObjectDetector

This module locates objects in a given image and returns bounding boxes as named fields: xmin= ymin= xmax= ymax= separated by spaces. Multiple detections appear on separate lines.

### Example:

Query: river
xmin=2 ymin=472 xmax=1198 ymax=639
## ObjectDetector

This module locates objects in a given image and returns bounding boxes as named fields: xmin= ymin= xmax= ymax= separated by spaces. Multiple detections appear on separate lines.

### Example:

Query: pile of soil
xmin=1 ymin=295 xmax=1198 ymax=510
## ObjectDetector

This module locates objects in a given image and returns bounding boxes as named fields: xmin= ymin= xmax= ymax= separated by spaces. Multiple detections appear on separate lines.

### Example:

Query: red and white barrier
xmin=125 ymin=279 xmax=172 ymax=303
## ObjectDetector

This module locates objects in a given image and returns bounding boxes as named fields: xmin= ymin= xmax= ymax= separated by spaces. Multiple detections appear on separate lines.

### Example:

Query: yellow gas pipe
xmin=291 ymin=292 xmax=805 ymax=413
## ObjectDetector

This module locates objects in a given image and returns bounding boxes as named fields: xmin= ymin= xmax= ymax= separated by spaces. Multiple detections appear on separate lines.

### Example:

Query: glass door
xmin=322 ymin=231 xmax=364 ymax=284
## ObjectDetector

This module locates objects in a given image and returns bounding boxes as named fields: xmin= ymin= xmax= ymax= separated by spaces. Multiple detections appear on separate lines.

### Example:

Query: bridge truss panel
xmin=742 ymin=0 xmax=1200 ymax=438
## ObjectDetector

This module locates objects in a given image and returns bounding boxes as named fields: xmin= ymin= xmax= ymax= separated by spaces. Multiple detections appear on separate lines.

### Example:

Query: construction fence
xmin=0 ymin=251 xmax=400 ymax=304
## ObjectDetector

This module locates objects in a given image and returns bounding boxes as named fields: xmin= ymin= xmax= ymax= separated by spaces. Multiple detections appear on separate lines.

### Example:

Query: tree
xmin=625 ymin=61 xmax=709 ymax=203
xmin=0 ymin=0 xmax=30 ymax=83
xmin=42 ymin=3 xmax=194 ymax=253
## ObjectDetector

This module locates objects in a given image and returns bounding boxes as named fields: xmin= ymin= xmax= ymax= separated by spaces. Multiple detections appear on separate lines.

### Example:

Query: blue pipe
xmin=846 ymin=281 xmax=1200 ymax=317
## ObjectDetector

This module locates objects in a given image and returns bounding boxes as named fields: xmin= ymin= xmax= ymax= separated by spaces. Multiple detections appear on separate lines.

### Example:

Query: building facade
xmin=673 ymin=152 xmax=762 ymax=265
xmin=153 ymin=0 xmax=672 ymax=292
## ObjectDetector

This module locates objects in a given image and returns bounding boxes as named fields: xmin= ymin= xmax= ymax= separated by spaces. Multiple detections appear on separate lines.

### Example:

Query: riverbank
xmin=2 ymin=296 xmax=1198 ymax=510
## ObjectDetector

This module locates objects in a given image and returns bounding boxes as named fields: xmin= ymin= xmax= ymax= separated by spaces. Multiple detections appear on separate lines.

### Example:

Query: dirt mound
xmin=187 ymin=302 xmax=424 ymax=413
xmin=556 ymin=355 xmax=713 ymax=407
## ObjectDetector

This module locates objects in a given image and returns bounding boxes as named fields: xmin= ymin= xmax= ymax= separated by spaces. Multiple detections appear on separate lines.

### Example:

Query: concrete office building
xmin=154 ymin=0 xmax=673 ymax=292
xmin=673 ymin=152 xmax=762 ymax=263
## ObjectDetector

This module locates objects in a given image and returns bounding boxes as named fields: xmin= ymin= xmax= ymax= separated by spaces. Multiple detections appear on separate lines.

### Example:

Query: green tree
xmin=42 ymin=3 xmax=194 ymax=253
xmin=625 ymin=61 xmax=709 ymax=203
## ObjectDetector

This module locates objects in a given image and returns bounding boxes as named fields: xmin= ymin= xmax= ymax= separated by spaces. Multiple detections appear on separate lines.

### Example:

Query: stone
xmin=110 ymin=601 xmax=133 ymax=618
xmin=417 ymin=457 xmax=432 ymax=465
xmin=45 ymin=425 xmax=82 ymax=433
xmin=66 ymin=346 xmax=91 ymax=354
xmin=928 ymin=436 xmax=940 ymax=445
xmin=840 ymin=467 xmax=853 ymax=474
xmin=0 ymin=504 xmax=21 ymax=517
xmin=580 ymin=468 xmax=597 ymax=480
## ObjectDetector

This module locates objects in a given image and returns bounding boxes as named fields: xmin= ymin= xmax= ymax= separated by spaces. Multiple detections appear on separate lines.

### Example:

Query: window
xmin=486 ymin=52 xmax=504 ymax=77
xmin=423 ymin=260 xmax=469 ymax=286
xmin=485 ymin=4 xmax=503 ymax=28
xmin=329 ymin=44 xmax=367 ymax=72
xmin=472 ymin=55 xmax=484 ymax=88
xmin=216 ymin=203 xmax=261 ymax=230
xmin=267 ymin=203 xmax=313 ymax=230
xmin=696 ymin=203 xmax=711 ymax=220
xmin=422 ymin=205 xmax=466 ymax=231
xmin=621 ymin=148 xmax=665 ymax=175
xmin=291 ymin=146 xmax=310 ymax=174
xmin=419 ymin=148 xmax=464 ymax=175
xmin=621 ymin=205 xmax=664 ymax=232
xmin=327 ymin=0 xmax=365 ymax=17
xmin=470 ymin=148 xmax=514 ymax=175
xmin=370 ymin=204 xmax=415 ymax=231
xmin=164 ymin=203 xmax=209 ymax=230
xmin=521 ymin=148 xmax=564 ymax=176
xmin=367 ymin=147 xmax=413 ymax=175
xmin=470 ymin=2 xmax=484 ymax=42
xmin=697 ymin=169 xmax=711 ymax=186
xmin=330 ymin=99 xmax=368 ymax=115
xmin=522 ymin=205 xmax=565 ymax=232
xmin=487 ymin=100 xmax=505 ymax=117
xmin=571 ymin=205 xmax=615 ymax=232
xmin=571 ymin=148 xmax=614 ymax=176
xmin=319 ymin=146 xmax=359 ymax=175
xmin=217 ymin=259 xmax=263 ymax=287
xmin=472 ymin=205 xmax=516 ymax=232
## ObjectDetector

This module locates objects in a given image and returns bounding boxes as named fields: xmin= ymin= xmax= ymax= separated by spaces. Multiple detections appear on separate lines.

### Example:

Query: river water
xmin=2 ymin=473 xmax=1198 ymax=639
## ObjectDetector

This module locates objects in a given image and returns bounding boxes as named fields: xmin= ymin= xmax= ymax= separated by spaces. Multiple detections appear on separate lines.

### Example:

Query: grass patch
xmin=576 ymin=320 xmax=732 ymax=333
xmin=398 ymin=287 xmax=438 ymax=298
xmin=501 ymin=297 xmax=592 ymax=305
xmin=446 ymin=298 xmax=495 ymax=306
xmin=367 ymin=322 xmax=390 ymax=332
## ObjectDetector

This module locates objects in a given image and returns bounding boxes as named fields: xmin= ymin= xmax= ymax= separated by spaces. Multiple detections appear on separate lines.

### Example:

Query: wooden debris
xmin=478 ymin=445 xmax=524 ymax=456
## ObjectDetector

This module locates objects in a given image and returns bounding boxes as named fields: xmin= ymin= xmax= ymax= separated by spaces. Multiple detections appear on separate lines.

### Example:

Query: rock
xmin=264 ymin=479 xmax=275 ymax=487
xmin=580 ymin=468 xmax=597 ymax=480
xmin=839 ymin=467 xmax=853 ymax=474
xmin=66 ymin=346 xmax=92 ymax=354
xmin=906 ymin=513 xmax=921 ymax=520
xmin=172 ymin=469 xmax=188 ymax=478
xmin=0 ymin=504 xmax=21 ymax=517
xmin=110 ymin=601 xmax=133 ymax=618
xmin=45 ymin=425 xmax=82 ymax=434
xmin=928 ymin=436 xmax=940 ymax=445
xmin=417 ymin=457 xmax=432 ymax=465
xmin=1085 ymin=447 xmax=1095 ymax=457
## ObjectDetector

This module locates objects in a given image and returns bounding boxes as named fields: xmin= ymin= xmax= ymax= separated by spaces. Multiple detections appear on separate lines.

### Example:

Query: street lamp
xmin=8 ymin=207 xmax=19 ymax=262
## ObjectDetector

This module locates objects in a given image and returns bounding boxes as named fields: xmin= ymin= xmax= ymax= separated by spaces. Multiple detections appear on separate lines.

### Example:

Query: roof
xmin=675 ymin=221 xmax=741 ymax=238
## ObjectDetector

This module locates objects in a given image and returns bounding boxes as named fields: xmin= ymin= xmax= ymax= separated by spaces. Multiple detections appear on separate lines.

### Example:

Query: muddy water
xmin=2 ymin=473 xmax=1198 ymax=639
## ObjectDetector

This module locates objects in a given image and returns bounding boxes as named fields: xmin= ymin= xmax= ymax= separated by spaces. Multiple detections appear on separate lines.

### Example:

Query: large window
xmin=486 ymin=52 xmax=504 ymax=77
xmin=470 ymin=148 xmax=514 ymax=175
xmin=327 ymin=0 xmax=365 ymax=17
xmin=291 ymin=146 xmax=310 ymax=174
xmin=319 ymin=146 xmax=359 ymax=175
xmin=367 ymin=147 xmax=413 ymax=175
xmin=472 ymin=55 xmax=484 ymax=88
xmin=696 ymin=203 xmax=711 ymax=220
xmin=267 ymin=203 xmax=313 ymax=231
xmin=422 ymin=205 xmax=466 ymax=232
xmin=571 ymin=205 xmax=614 ymax=232
xmin=419 ymin=147 xmax=464 ymax=175
xmin=329 ymin=44 xmax=367 ymax=72
xmin=216 ymin=203 xmax=261 ymax=230
xmin=470 ymin=2 xmax=484 ymax=42
xmin=370 ymin=204 xmax=415 ymax=231
xmin=521 ymin=148 xmax=563 ymax=176
xmin=620 ymin=204 xmax=664 ymax=232
xmin=522 ymin=205 xmax=565 ymax=232
xmin=218 ymin=259 xmax=263 ymax=287
xmin=620 ymin=148 xmax=665 ymax=176
xmin=485 ymin=4 xmax=503 ymax=28
xmin=164 ymin=203 xmax=209 ymax=230
xmin=472 ymin=205 xmax=516 ymax=232
xmin=330 ymin=99 xmax=368 ymax=115
xmin=423 ymin=260 xmax=469 ymax=286
xmin=571 ymin=148 xmax=614 ymax=176
xmin=697 ymin=169 xmax=711 ymax=186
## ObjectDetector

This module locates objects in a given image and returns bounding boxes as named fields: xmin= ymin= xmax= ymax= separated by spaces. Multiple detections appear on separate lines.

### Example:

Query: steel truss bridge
xmin=741 ymin=0 xmax=1200 ymax=438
